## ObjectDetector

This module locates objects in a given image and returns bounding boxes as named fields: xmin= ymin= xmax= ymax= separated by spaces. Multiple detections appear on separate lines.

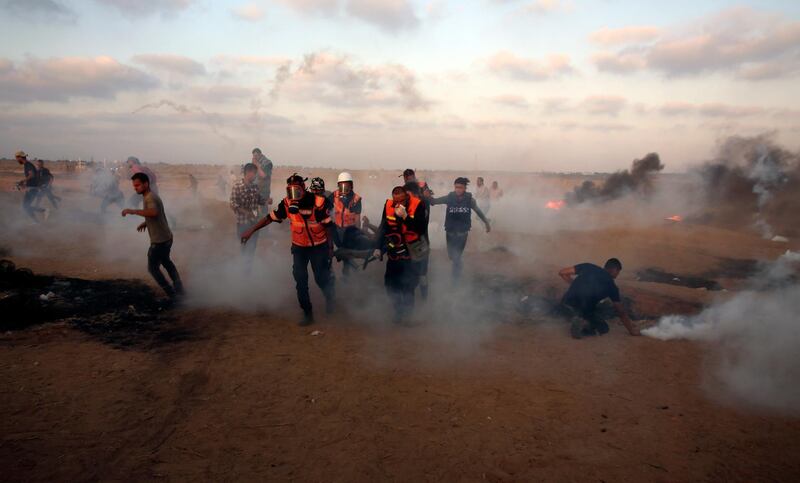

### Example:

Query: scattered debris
xmin=636 ymin=268 xmax=723 ymax=291
xmin=475 ymin=274 xmax=554 ymax=320
xmin=0 ymin=259 xmax=189 ymax=350
xmin=310 ymin=330 xmax=323 ymax=336
xmin=771 ymin=235 xmax=789 ymax=243
xmin=703 ymin=257 xmax=760 ymax=280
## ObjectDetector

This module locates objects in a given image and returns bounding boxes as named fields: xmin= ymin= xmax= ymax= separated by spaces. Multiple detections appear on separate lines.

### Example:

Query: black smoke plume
xmin=566 ymin=152 xmax=664 ymax=205
xmin=696 ymin=134 xmax=800 ymax=237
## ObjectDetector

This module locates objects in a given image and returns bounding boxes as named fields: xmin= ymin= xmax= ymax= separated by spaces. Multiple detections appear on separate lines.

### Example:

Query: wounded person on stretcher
xmin=333 ymin=216 xmax=379 ymax=268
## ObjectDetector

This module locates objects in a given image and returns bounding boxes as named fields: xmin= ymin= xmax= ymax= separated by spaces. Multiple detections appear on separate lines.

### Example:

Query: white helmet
xmin=337 ymin=172 xmax=353 ymax=183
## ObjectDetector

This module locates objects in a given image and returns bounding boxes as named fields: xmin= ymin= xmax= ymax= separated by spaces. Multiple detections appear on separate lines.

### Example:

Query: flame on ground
xmin=665 ymin=215 xmax=683 ymax=222
xmin=546 ymin=200 xmax=566 ymax=210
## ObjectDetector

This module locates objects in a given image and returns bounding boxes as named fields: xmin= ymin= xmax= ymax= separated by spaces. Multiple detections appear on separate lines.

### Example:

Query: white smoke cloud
xmin=643 ymin=251 xmax=800 ymax=414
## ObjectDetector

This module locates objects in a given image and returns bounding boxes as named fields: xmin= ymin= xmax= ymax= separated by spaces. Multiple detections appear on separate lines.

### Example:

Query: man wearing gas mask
xmin=332 ymin=172 xmax=365 ymax=278
xmin=241 ymin=174 xmax=336 ymax=326
xmin=374 ymin=186 xmax=427 ymax=324
xmin=308 ymin=177 xmax=333 ymax=214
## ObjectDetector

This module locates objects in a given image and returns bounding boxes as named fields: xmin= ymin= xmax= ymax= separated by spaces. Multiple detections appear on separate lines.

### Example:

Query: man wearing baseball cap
xmin=15 ymin=151 xmax=46 ymax=221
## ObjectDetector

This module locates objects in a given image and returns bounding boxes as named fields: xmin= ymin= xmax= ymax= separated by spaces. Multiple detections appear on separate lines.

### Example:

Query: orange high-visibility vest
xmin=384 ymin=195 xmax=422 ymax=245
xmin=284 ymin=195 xmax=329 ymax=247
xmin=333 ymin=191 xmax=361 ymax=228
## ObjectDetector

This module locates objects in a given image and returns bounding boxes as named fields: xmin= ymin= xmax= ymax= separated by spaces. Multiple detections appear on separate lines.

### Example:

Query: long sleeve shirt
xmin=429 ymin=192 xmax=489 ymax=232
xmin=230 ymin=179 xmax=267 ymax=225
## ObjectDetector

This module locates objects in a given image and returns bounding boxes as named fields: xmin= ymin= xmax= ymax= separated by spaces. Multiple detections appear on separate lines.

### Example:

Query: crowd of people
xmin=12 ymin=147 xmax=639 ymax=338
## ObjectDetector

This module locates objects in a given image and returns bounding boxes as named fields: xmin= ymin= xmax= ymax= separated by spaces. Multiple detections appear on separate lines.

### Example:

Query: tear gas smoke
xmin=696 ymin=134 xmax=800 ymax=238
xmin=270 ymin=61 xmax=292 ymax=99
xmin=565 ymin=152 xmax=664 ymax=205
xmin=133 ymin=99 xmax=236 ymax=146
xmin=643 ymin=251 xmax=800 ymax=414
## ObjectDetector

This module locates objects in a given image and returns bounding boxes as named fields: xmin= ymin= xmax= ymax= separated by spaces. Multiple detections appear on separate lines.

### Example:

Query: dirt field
xmin=2 ymin=164 xmax=799 ymax=482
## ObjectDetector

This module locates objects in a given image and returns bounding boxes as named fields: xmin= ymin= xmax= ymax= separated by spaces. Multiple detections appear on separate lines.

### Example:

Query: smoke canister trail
xmin=643 ymin=251 xmax=800 ymax=413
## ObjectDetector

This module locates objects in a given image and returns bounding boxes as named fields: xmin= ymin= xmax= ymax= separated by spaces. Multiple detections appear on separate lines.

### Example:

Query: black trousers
xmin=339 ymin=226 xmax=374 ymax=277
xmin=385 ymin=257 xmax=419 ymax=320
xmin=23 ymin=188 xmax=45 ymax=220
xmin=292 ymin=244 xmax=334 ymax=314
xmin=560 ymin=302 xmax=609 ymax=334
xmin=415 ymin=235 xmax=430 ymax=299
xmin=148 ymin=239 xmax=184 ymax=297
xmin=445 ymin=231 xmax=469 ymax=280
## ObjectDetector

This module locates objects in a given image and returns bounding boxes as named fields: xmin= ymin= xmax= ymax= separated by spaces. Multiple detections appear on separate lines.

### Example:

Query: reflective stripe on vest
xmin=333 ymin=192 xmax=361 ymax=228
xmin=285 ymin=196 xmax=328 ymax=247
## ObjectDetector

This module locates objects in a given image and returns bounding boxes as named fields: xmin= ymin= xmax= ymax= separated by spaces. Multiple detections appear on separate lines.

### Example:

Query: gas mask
xmin=287 ymin=184 xmax=304 ymax=201
xmin=286 ymin=184 xmax=304 ymax=213
xmin=338 ymin=182 xmax=352 ymax=194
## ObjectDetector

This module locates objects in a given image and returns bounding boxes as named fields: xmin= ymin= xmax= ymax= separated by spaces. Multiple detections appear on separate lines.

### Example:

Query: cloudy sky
xmin=1 ymin=0 xmax=799 ymax=171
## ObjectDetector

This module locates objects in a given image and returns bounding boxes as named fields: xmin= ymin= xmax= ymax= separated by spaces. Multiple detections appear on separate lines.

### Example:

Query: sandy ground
xmin=1 ymin=165 xmax=799 ymax=482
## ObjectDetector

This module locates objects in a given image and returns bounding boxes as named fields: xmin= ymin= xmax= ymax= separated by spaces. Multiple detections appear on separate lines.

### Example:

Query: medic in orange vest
xmin=373 ymin=186 xmax=427 ymax=323
xmin=332 ymin=172 xmax=362 ymax=229
xmin=241 ymin=174 xmax=335 ymax=326
xmin=331 ymin=172 xmax=365 ymax=277
xmin=400 ymin=168 xmax=432 ymax=300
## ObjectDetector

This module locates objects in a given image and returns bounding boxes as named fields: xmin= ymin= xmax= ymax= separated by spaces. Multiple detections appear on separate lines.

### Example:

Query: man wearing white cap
xmin=331 ymin=172 xmax=364 ymax=277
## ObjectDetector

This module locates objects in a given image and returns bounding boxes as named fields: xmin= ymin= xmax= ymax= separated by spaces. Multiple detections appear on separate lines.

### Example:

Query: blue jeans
xmin=237 ymin=223 xmax=260 ymax=261
xmin=23 ymin=188 xmax=45 ymax=220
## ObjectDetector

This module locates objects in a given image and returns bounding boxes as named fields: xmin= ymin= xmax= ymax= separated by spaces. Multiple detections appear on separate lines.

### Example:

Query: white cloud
xmin=491 ymin=0 xmax=570 ymax=15
xmin=345 ymin=0 xmax=419 ymax=33
xmin=211 ymin=55 xmax=291 ymax=69
xmin=589 ymin=26 xmax=661 ymax=45
xmin=1 ymin=0 xmax=76 ymax=23
xmin=132 ymin=54 xmax=206 ymax=77
xmin=231 ymin=3 xmax=266 ymax=21
xmin=189 ymin=85 xmax=261 ymax=103
xmin=487 ymin=51 xmax=574 ymax=81
xmin=539 ymin=96 xmax=571 ymax=114
xmin=581 ymin=95 xmax=627 ymax=116
xmin=591 ymin=50 xmax=647 ymax=73
xmin=472 ymin=119 xmax=529 ymax=130
xmin=275 ymin=0 xmax=420 ymax=33
xmin=271 ymin=51 xmax=431 ymax=110
xmin=488 ymin=94 xmax=529 ymax=109
xmin=521 ymin=0 xmax=569 ymax=15
xmin=659 ymin=101 xmax=764 ymax=118
xmin=0 ymin=56 xmax=158 ymax=103
xmin=276 ymin=0 xmax=338 ymax=15
xmin=94 ymin=0 xmax=195 ymax=17
xmin=591 ymin=7 xmax=800 ymax=80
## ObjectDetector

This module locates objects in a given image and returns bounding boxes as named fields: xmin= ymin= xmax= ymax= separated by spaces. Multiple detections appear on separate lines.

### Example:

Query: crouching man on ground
xmin=558 ymin=258 xmax=640 ymax=339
